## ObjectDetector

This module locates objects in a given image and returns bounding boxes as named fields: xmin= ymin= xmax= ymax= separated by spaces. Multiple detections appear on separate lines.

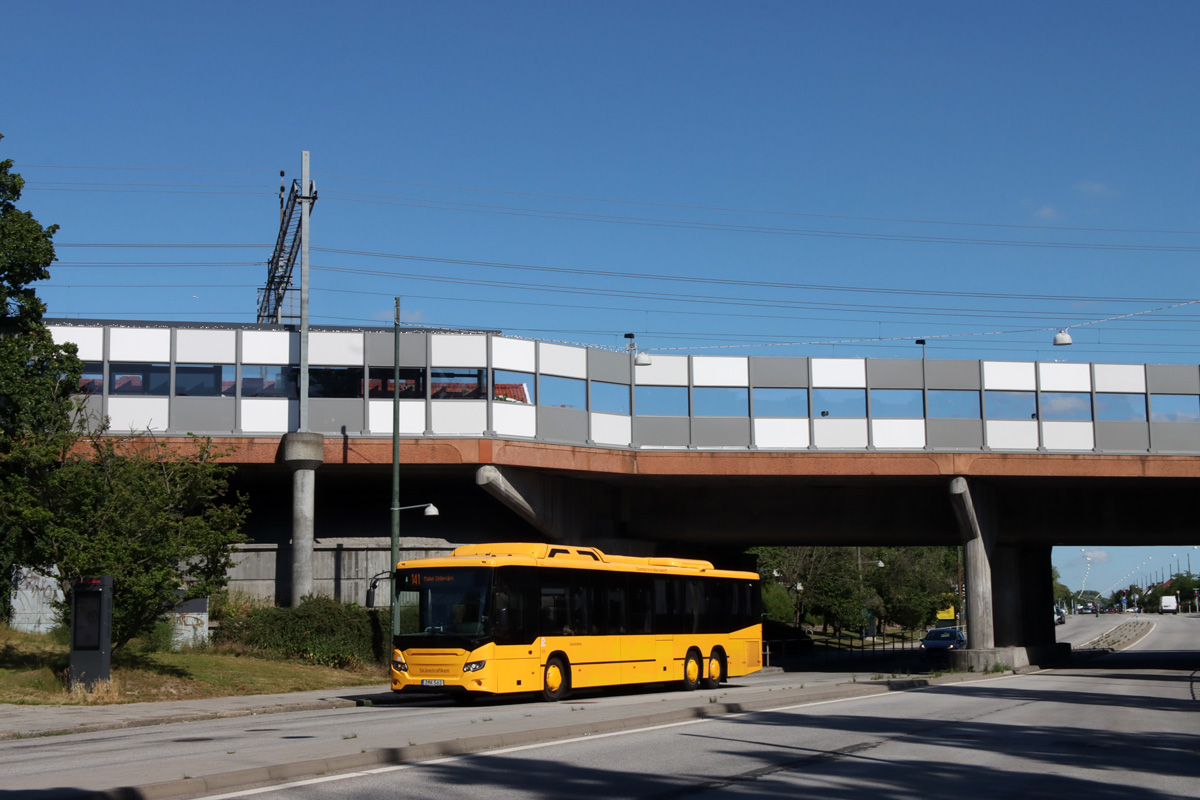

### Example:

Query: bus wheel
xmin=701 ymin=652 xmax=723 ymax=690
xmin=542 ymin=656 xmax=569 ymax=702
xmin=682 ymin=651 xmax=702 ymax=691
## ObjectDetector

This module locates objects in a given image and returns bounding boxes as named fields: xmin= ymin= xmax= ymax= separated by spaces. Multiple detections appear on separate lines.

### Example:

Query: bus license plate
xmin=421 ymin=680 xmax=445 ymax=687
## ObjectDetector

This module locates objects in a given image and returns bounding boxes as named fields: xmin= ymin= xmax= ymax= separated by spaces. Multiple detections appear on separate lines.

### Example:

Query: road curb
xmin=0 ymin=700 xmax=363 ymax=741
xmin=46 ymin=671 xmax=1006 ymax=800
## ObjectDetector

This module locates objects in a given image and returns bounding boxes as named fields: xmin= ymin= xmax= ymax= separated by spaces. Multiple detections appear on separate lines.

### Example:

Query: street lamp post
xmin=388 ymin=298 xmax=442 ymax=629
xmin=386 ymin=503 xmax=439 ymax=633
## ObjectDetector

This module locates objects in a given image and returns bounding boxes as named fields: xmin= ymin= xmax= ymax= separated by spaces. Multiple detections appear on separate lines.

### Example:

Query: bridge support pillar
xmin=949 ymin=477 xmax=1070 ymax=670
xmin=282 ymin=432 xmax=324 ymax=606
xmin=476 ymin=465 xmax=647 ymax=552
xmin=949 ymin=477 xmax=995 ymax=650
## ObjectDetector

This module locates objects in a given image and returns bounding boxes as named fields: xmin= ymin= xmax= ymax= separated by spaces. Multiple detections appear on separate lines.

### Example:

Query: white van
xmin=1159 ymin=595 xmax=1178 ymax=615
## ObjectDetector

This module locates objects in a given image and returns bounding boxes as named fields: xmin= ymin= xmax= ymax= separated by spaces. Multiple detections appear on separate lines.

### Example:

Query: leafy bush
xmin=214 ymin=596 xmax=390 ymax=668
xmin=209 ymin=589 xmax=272 ymax=621
xmin=130 ymin=618 xmax=175 ymax=653
xmin=761 ymin=581 xmax=796 ymax=624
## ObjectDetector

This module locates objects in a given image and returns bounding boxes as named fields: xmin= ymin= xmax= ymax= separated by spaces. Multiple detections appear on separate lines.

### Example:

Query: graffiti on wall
xmin=171 ymin=595 xmax=210 ymax=650
xmin=10 ymin=567 xmax=63 ymax=634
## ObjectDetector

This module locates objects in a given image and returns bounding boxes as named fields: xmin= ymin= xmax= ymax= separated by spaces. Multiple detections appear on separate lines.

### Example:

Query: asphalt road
xmin=0 ymin=659 xmax=910 ymax=798
xmin=0 ymin=612 xmax=1192 ymax=800
xmin=198 ymin=613 xmax=1198 ymax=800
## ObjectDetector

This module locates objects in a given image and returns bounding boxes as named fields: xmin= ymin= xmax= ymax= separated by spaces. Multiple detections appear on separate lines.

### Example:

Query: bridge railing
xmin=763 ymin=629 xmax=926 ymax=668
xmin=44 ymin=321 xmax=1200 ymax=456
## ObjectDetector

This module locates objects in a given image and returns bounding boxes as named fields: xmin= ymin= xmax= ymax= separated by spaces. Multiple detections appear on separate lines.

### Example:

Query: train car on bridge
xmin=387 ymin=543 xmax=762 ymax=701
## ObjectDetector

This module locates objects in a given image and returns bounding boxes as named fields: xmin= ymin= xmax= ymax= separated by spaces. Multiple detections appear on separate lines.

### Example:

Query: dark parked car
xmin=919 ymin=628 xmax=967 ymax=660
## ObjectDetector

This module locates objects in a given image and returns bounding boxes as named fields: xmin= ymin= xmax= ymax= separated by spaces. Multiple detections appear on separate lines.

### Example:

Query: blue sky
xmin=5 ymin=3 xmax=1198 ymax=589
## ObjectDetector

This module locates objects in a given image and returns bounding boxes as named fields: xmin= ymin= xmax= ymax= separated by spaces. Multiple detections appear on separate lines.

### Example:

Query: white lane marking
xmin=198 ymin=717 xmax=712 ymax=799
xmin=198 ymin=673 xmax=1026 ymax=799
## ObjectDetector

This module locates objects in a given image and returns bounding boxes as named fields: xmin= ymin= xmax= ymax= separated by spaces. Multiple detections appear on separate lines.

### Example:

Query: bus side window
xmin=581 ymin=575 xmax=607 ymax=635
xmin=540 ymin=587 xmax=570 ymax=635
xmin=628 ymin=577 xmax=652 ymax=634
xmin=605 ymin=579 xmax=626 ymax=635
xmin=493 ymin=568 xmax=539 ymax=644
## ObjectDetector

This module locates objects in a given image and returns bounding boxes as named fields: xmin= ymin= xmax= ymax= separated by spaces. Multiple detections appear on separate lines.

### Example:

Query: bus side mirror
xmin=366 ymin=578 xmax=379 ymax=608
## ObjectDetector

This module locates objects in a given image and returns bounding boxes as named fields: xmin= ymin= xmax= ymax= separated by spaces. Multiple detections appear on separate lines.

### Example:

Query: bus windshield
xmin=395 ymin=567 xmax=492 ymax=643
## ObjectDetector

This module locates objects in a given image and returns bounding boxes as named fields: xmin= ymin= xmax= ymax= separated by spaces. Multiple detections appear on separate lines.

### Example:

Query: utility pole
xmin=391 ymin=297 xmax=401 ymax=603
xmin=282 ymin=150 xmax=323 ymax=606
xmin=299 ymin=150 xmax=311 ymax=433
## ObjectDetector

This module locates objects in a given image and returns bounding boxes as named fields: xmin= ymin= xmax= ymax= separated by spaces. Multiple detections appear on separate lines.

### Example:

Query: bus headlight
xmin=392 ymin=657 xmax=408 ymax=673
xmin=463 ymin=660 xmax=486 ymax=673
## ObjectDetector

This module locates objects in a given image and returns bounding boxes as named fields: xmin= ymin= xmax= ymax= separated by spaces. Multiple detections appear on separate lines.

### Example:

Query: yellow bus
xmin=388 ymin=542 xmax=762 ymax=701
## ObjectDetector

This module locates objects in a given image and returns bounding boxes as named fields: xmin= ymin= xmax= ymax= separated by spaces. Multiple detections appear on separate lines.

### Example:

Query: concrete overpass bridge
xmin=47 ymin=319 xmax=1200 ymax=669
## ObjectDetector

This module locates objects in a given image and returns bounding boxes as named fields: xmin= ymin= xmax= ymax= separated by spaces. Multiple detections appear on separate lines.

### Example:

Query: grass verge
xmin=0 ymin=625 xmax=386 ymax=706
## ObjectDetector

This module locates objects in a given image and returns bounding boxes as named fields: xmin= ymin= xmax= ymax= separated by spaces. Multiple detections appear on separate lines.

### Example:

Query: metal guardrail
xmin=763 ymin=630 xmax=925 ymax=667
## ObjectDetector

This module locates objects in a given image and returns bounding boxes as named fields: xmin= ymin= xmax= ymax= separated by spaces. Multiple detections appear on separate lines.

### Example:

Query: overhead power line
xmin=321 ymin=193 xmax=1200 ymax=253
xmin=53 ymin=262 xmax=261 ymax=267
xmin=56 ymin=243 xmax=271 ymax=248
xmin=25 ymin=187 xmax=272 ymax=196
xmin=17 ymin=164 xmax=278 ymax=174
xmin=313 ymin=172 xmax=1200 ymax=237
xmin=28 ymin=181 xmax=273 ymax=188
xmin=307 ymin=264 xmax=1200 ymax=326
xmin=53 ymin=243 xmax=1195 ymax=305
xmin=41 ymin=274 xmax=1197 ymax=332
xmin=310 ymin=247 xmax=1190 ymax=305
xmin=20 ymin=163 xmax=1199 ymax=237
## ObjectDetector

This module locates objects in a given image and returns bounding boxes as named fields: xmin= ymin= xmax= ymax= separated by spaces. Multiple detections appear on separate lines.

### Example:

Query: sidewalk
xmin=0 ymin=684 xmax=381 ymax=740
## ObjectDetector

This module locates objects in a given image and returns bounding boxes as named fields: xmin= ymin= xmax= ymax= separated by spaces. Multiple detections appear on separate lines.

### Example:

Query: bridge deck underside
xmin=210 ymin=437 xmax=1200 ymax=550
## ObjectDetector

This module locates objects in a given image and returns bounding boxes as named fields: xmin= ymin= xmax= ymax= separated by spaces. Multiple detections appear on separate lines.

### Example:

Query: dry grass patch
xmin=0 ymin=625 xmax=385 ymax=705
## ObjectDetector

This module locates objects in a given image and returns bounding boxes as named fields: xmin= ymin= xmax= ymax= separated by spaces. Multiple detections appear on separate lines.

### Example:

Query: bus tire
xmin=542 ymin=655 xmax=569 ymax=702
xmin=701 ymin=650 xmax=724 ymax=690
xmin=682 ymin=651 xmax=702 ymax=691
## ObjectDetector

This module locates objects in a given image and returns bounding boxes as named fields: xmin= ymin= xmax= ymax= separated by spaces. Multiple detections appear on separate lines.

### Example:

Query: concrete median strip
xmin=1073 ymin=619 xmax=1154 ymax=654
xmin=23 ymin=671 xmax=1005 ymax=800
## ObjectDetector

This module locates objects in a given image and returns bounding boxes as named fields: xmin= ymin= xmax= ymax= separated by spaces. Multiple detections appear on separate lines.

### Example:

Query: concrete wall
xmin=226 ymin=539 xmax=455 ymax=607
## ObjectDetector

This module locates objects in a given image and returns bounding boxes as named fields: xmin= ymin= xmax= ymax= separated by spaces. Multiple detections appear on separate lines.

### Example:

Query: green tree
xmin=0 ymin=135 xmax=250 ymax=647
xmin=867 ymin=546 xmax=957 ymax=630
xmin=1050 ymin=566 xmax=1072 ymax=606
xmin=754 ymin=544 xmax=958 ymax=635
xmin=759 ymin=580 xmax=796 ymax=624
xmin=1 ymin=133 xmax=58 ymax=333
xmin=805 ymin=547 xmax=868 ymax=635
xmin=0 ymin=133 xmax=80 ymax=621
xmin=13 ymin=431 xmax=249 ymax=649
xmin=751 ymin=545 xmax=867 ymax=635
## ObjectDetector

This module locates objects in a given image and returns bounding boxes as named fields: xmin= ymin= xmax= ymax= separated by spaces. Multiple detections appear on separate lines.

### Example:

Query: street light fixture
xmin=378 ymin=502 xmax=439 ymax=630
xmin=625 ymin=333 xmax=652 ymax=367
xmin=394 ymin=503 xmax=439 ymax=516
